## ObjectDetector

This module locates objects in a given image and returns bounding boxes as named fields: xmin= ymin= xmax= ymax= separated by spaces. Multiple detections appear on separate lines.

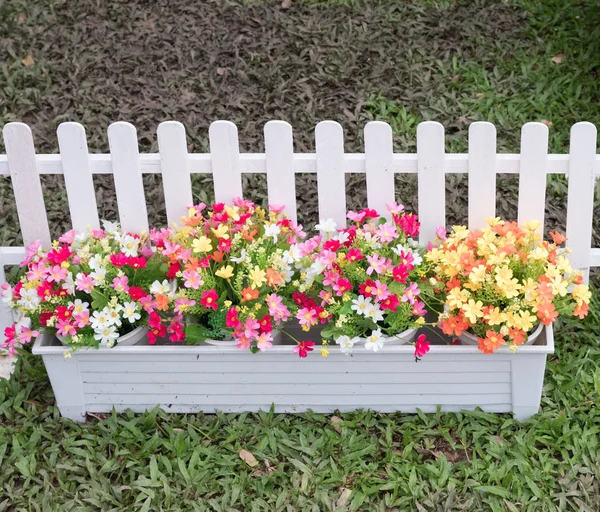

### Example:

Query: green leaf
xmin=90 ymin=289 xmax=109 ymax=310
xmin=476 ymin=486 xmax=511 ymax=498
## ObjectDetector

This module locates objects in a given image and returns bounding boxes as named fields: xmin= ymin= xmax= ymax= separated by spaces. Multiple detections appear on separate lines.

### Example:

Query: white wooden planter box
xmin=32 ymin=325 xmax=554 ymax=422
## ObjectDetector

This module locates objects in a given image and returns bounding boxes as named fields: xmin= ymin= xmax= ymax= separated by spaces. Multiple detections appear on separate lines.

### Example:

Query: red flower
xmin=226 ymin=307 xmax=241 ymax=328
xmin=128 ymin=287 xmax=147 ymax=301
xmin=109 ymin=253 xmax=128 ymax=267
xmin=323 ymin=239 xmax=340 ymax=252
xmin=346 ymin=248 xmax=363 ymax=262
xmin=168 ymin=320 xmax=185 ymax=342
xmin=358 ymin=280 xmax=376 ymax=297
xmin=380 ymin=295 xmax=400 ymax=312
xmin=148 ymin=312 xmax=163 ymax=329
xmin=55 ymin=305 xmax=72 ymax=321
xmin=36 ymin=281 xmax=53 ymax=299
xmin=396 ymin=213 xmax=420 ymax=238
xmin=359 ymin=208 xmax=379 ymax=219
xmin=335 ymin=278 xmax=352 ymax=295
xmin=414 ymin=334 xmax=430 ymax=359
xmin=47 ymin=246 xmax=71 ymax=265
xmin=39 ymin=311 xmax=53 ymax=326
xmin=392 ymin=265 xmax=409 ymax=283
xmin=127 ymin=256 xmax=147 ymax=269
xmin=200 ymin=289 xmax=219 ymax=311
xmin=12 ymin=282 xmax=23 ymax=299
xmin=258 ymin=314 xmax=273 ymax=334
xmin=294 ymin=341 xmax=315 ymax=358
xmin=166 ymin=262 xmax=180 ymax=278
xmin=212 ymin=202 xmax=225 ymax=213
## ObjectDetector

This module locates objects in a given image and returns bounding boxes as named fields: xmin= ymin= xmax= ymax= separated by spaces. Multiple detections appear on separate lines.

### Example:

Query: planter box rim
xmin=32 ymin=325 xmax=554 ymax=356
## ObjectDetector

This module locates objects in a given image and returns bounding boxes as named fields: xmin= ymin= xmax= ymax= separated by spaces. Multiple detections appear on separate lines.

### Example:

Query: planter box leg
xmin=511 ymin=355 xmax=548 ymax=422
xmin=42 ymin=354 xmax=86 ymax=422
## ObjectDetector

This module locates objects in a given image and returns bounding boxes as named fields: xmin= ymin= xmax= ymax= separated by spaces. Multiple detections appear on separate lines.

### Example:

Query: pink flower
xmin=346 ymin=248 xmax=363 ymax=262
xmin=297 ymin=307 xmax=318 ymax=328
xmin=332 ymin=278 xmax=352 ymax=297
xmin=139 ymin=294 xmax=155 ymax=313
xmin=91 ymin=229 xmax=107 ymax=239
xmin=58 ymin=230 xmax=77 ymax=244
xmin=347 ymin=210 xmax=366 ymax=223
xmin=56 ymin=319 xmax=76 ymax=337
xmin=256 ymin=332 xmax=273 ymax=352
xmin=168 ymin=321 xmax=185 ymax=342
xmin=372 ymin=281 xmax=390 ymax=302
xmin=200 ymin=289 xmax=219 ymax=311
xmin=20 ymin=240 xmax=42 ymax=267
xmin=414 ymin=334 xmax=430 ymax=359
xmin=376 ymin=223 xmax=398 ymax=242
xmin=183 ymin=270 xmax=203 ymax=290
xmin=235 ymin=334 xmax=252 ymax=350
xmin=243 ymin=317 xmax=260 ymax=339
xmin=266 ymin=294 xmax=290 ymax=324
xmin=73 ymin=310 xmax=90 ymax=328
xmin=17 ymin=326 xmax=39 ymax=344
xmin=401 ymin=282 xmax=420 ymax=305
xmin=27 ymin=261 xmax=49 ymax=281
xmin=397 ymin=250 xmax=415 ymax=269
xmin=319 ymin=290 xmax=333 ymax=305
xmin=386 ymin=201 xmax=404 ymax=215
xmin=111 ymin=276 xmax=130 ymax=292
xmin=174 ymin=297 xmax=196 ymax=314
xmin=319 ymin=250 xmax=337 ymax=268
xmin=47 ymin=265 xmax=67 ymax=283
xmin=322 ymin=270 xmax=340 ymax=287
xmin=293 ymin=341 xmax=315 ymax=358
xmin=75 ymin=273 xmax=94 ymax=292
xmin=435 ymin=226 xmax=447 ymax=241
xmin=412 ymin=300 xmax=426 ymax=317
xmin=366 ymin=254 xmax=390 ymax=275
xmin=269 ymin=204 xmax=285 ymax=213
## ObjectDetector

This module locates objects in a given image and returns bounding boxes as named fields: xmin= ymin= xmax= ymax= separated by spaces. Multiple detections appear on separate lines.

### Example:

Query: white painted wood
xmin=40 ymin=352 xmax=86 ymax=421
xmin=209 ymin=121 xmax=243 ymax=203
xmin=157 ymin=121 xmax=193 ymax=225
xmin=566 ymin=122 xmax=597 ymax=284
xmin=2 ymin=123 xmax=51 ymax=247
xmin=315 ymin=121 xmax=346 ymax=227
xmin=107 ymin=122 xmax=149 ymax=232
xmin=57 ymin=123 xmax=100 ymax=231
xmin=265 ymin=121 xmax=297 ymax=222
xmin=365 ymin=121 xmax=395 ymax=217
xmin=518 ymin=123 xmax=548 ymax=231
xmin=33 ymin=325 xmax=554 ymax=423
xmin=417 ymin=122 xmax=445 ymax=245
xmin=468 ymin=122 xmax=497 ymax=230
xmin=0 ymin=251 xmax=12 ymax=340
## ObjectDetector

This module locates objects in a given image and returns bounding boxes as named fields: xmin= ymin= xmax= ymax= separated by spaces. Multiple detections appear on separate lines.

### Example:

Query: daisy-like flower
xmin=90 ymin=309 xmax=111 ymax=331
xmin=106 ymin=306 xmax=123 ymax=327
xmin=90 ymin=267 xmax=107 ymax=285
xmin=75 ymin=273 xmax=95 ymax=292
xmin=256 ymin=332 xmax=273 ymax=352
xmin=366 ymin=254 xmax=389 ymax=275
xmin=350 ymin=295 xmax=373 ymax=316
xmin=122 ymin=301 xmax=141 ymax=323
xmin=264 ymin=223 xmax=281 ymax=242
xmin=94 ymin=324 xmax=119 ymax=346
xmin=364 ymin=329 xmax=384 ymax=351
xmin=68 ymin=299 xmax=89 ymax=315
xmin=120 ymin=234 xmax=139 ymax=257
xmin=366 ymin=303 xmax=384 ymax=323
xmin=182 ymin=270 xmax=203 ymax=290
xmin=335 ymin=335 xmax=359 ymax=355
xmin=315 ymin=219 xmax=337 ymax=237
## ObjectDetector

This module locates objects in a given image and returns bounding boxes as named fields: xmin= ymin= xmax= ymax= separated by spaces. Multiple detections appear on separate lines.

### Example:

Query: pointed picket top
xmin=210 ymin=121 xmax=243 ymax=203
xmin=2 ymin=122 xmax=51 ymax=247
xmin=157 ymin=121 xmax=193 ymax=225
xmin=316 ymin=121 xmax=346 ymax=227
xmin=265 ymin=120 xmax=297 ymax=222
xmin=107 ymin=121 xmax=149 ymax=233
xmin=468 ymin=122 xmax=497 ymax=230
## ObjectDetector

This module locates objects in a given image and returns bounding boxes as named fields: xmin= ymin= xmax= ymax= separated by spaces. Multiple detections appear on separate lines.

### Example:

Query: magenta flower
xmin=414 ymin=334 xmax=430 ymax=359
xmin=56 ymin=319 xmax=76 ymax=337
xmin=412 ymin=300 xmax=426 ymax=317
xmin=372 ymin=280 xmax=390 ymax=302
xmin=401 ymin=282 xmax=420 ymax=305
xmin=20 ymin=240 xmax=42 ymax=268
xmin=297 ymin=307 xmax=318 ymax=328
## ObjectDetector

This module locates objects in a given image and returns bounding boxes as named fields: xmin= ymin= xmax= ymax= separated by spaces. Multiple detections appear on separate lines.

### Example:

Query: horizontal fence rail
xmin=0 ymin=120 xmax=598 ymax=288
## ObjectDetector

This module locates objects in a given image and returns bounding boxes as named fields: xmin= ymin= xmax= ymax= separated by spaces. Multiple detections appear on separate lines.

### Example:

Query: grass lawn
xmin=1 ymin=0 xmax=599 ymax=509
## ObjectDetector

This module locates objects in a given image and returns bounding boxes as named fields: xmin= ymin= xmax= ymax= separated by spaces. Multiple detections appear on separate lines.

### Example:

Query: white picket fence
xmin=0 ymin=120 xmax=598 ymax=335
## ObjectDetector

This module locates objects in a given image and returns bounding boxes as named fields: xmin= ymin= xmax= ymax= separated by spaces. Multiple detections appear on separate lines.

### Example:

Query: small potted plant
xmin=1 ymin=223 xmax=174 ymax=355
xmin=426 ymin=218 xmax=591 ymax=353
xmin=159 ymin=199 xmax=307 ymax=352
xmin=294 ymin=203 xmax=430 ymax=357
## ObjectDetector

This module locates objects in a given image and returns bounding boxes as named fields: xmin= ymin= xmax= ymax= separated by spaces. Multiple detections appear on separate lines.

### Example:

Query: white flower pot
xmin=459 ymin=323 xmax=544 ymax=346
xmin=203 ymin=330 xmax=283 ymax=346
xmin=56 ymin=325 xmax=149 ymax=347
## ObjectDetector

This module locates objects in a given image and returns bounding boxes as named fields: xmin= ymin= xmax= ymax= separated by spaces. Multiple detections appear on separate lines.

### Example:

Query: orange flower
xmin=477 ymin=330 xmax=505 ymax=354
xmin=155 ymin=294 xmax=169 ymax=311
xmin=537 ymin=281 xmax=554 ymax=301
xmin=537 ymin=299 xmax=558 ymax=325
xmin=182 ymin=215 xmax=203 ymax=227
xmin=241 ymin=287 xmax=259 ymax=302
xmin=445 ymin=277 xmax=461 ymax=292
xmin=242 ymin=228 xmax=258 ymax=242
xmin=508 ymin=328 xmax=526 ymax=346
xmin=211 ymin=251 xmax=224 ymax=263
xmin=266 ymin=268 xmax=284 ymax=287
xmin=440 ymin=313 xmax=469 ymax=336
xmin=549 ymin=231 xmax=566 ymax=245
xmin=185 ymin=258 xmax=201 ymax=272
xmin=574 ymin=302 xmax=589 ymax=319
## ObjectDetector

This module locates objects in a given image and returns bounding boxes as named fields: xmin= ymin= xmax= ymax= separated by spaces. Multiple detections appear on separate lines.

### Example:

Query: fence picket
xmin=518 ymin=123 xmax=548 ymax=231
xmin=265 ymin=121 xmax=297 ymax=222
xmin=157 ymin=121 xmax=193 ymax=225
xmin=365 ymin=121 xmax=395 ymax=218
xmin=107 ymin=122 xmax=149 ymax=233
xmin=566 ymin=122 xmax=597 ymax=284
xmin=2 ymin=123 xmax=51 ymax=247
xmin=209 ymin=121 xmax=243 ymax=203
xmin=417 ymin=121 xmax=445 ymax=245
xmin=468 ymin=122 xmax=497 ymax=230
xmin=57 ymin=123 xmax=100 ymax=231
xmin=316 ymin=121 xmax=346 ymax=227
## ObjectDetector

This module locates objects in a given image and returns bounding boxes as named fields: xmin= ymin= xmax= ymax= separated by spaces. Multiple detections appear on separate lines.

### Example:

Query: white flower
xmin=122 ymin=301 xmax=141 ymax=323
xmin=407 ymin=237 xmax=419 ymax=248
xmin=106 ymin=306 xmax=123 ymax=327
xmin=281 ymin=267 xmax=295 ymax=283
xmin=150 ymin=279 xmax=175 ymax=297
xmin=90 ymin=267 xmax=107 ymax=285
xmin=62 ymin=272 xmax=76 ymax=294
xmin=90 ymin=309 xmax=111 ymax=330
xmin=68 ymin=299 xmax=89 ymax=314
xmin=230 ymin=249 xmax=247 ymax=264
xmin=94 ymin=324 xmax=118 ymax=346
xmin=366 ymin=304 xmax=384 ymax=323
xmin=350 ymin=295 xmax=373 ymax=317
xmin=88 ymin=254 xmax=104 ymax=271
xmin=364 ymin=329 xmax=385 ymax=352
xmin=307 ymin=260 xmax=326 ymax=280
xmin=264 ymin=224 xmax=281 ymax=242
xmin=315 ymin=219 xmax=337 ymax=238
xmin=336 ymin=335 xmax=359 ymax=355
xmin=120 ymin=234 xmax=139 ymax=257
xmin=334 ymin=231 xmax=350 ymax=244
xmin=102 ymin=220 xmax=120 ymax=234
xmin=17 ymin=288 xmax=41 ymax=311
xmin=282 ymin=245 xmax=301 ymax=265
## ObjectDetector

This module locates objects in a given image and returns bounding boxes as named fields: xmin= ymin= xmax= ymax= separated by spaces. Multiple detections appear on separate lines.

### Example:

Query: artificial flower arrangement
xmin=1 ymin=223 xmax=178 ymax=355
xmin=291 ymin=202 xmax=431 ymax=359
xmin=425 ymin=218 xmax=591 ymax=353
xmin=154 ymin=198 xmax=308 ymax=353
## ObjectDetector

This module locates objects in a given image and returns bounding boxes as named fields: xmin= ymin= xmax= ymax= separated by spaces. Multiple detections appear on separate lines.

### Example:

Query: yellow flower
xmin=484 ymin=306 xmax=505 ymax=326
xmin=485 ymin=217 xmax=502 ymax=227
xmin=320 ymin=347 xmax=330 ymax=358
xmin=224 ymin=300 xmax=232 ymax=308
xmin=530 ymin=246 xmax=549 ymax=261
xmin=522 ymin=220 xmax=542 ymax=232
xmin=187 ymin=206 xmax=198 ymax=217
xmin=572 ymin=284 xmax=591 ymax=305
xmin=451 ymin=225 xmax=470 ymax=240
xmin=192 ymin=236 xmax=212 ymax=253
xmin=447 ymin=287 xmax=469 ymax=309
xmin=215 ymin=265 xmax=234 ymax=279
xmin=521 ymin=278 xmax=538 ymax=303
xmin=211 ymin=224 xmax=229 ymax=239
xmin=556 ymin=255 xmax=573 ymax=274
xmin=249 ymin=266 xmax=266 ymax=289
xmin=462 ymin=299 xmax=484 ymax=323
xmin=415 ymin=317 xmax=425 ymax=325
xmin=549 ymin=276 xmax=569 ymax=297
xmin=495 ymin=265 xmax=513 ymax=286
xmin=501 ymin=278 xmax=521 ymax=299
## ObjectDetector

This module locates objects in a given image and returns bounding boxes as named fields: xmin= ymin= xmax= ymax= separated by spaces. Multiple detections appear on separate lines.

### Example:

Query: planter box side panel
xmin=41 ymin=354 xmax=86 ymax=421
xmin=79 ymin=353 xmax=513 ymax=415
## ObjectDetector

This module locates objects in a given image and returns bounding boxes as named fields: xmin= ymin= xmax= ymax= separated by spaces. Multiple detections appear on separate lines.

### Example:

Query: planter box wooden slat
xmin=32 ymin=325 xmax=553 ymax=422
